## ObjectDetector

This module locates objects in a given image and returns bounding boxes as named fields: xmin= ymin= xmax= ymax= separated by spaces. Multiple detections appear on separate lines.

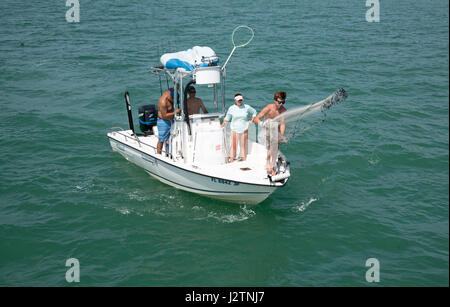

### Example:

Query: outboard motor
xmin=138 ymin=104 xmax=157 ymax=135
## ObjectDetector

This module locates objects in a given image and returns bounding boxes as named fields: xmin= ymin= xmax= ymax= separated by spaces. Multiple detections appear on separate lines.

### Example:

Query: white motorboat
xmin=107 ymin=122 xmax=289 ymax=205
xmin=107 ymin=28 xmax=290 ymax=204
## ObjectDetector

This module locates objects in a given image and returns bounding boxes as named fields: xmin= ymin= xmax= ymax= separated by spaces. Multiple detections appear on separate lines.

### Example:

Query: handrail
xmin=110 ymin=129 xmax=172 ymax=156
xmin=188 ymin=112 xmax=224 ymax=120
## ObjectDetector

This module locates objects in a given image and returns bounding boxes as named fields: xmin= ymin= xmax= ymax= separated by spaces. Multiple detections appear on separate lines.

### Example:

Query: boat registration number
xmin=211 ymin=177 xmax=240 ymax=186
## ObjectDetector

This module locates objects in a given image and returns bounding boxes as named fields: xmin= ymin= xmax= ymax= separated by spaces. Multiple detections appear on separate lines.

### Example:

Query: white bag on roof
xmin=160 ymin=46 xmax=218 ymax=71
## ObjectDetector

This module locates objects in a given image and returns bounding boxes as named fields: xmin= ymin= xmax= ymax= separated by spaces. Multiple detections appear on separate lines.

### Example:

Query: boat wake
xmin=111 ymin=190 xmax=257 ymax=223
xmin=208 ymin=205 xmax=256 ymax=223
xmin=294 ymin=197 xmax=318 ymax=213
xmin=193 ymin=205 xmax=256 ymax=223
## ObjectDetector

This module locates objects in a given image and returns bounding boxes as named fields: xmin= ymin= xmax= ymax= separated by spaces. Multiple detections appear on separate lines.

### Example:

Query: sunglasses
xmin=276 ymin=99 xmax=286 ymax=104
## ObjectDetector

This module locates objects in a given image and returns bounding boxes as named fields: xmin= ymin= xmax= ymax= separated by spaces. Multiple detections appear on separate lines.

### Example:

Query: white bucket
xmin=194 ymin=66 xmax=221 ymax=85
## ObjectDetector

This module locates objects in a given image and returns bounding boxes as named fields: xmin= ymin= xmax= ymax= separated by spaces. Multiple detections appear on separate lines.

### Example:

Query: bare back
xmin=158 ymin=90 xmax=175 ymax=120
xmin=187 ymin=97 xmax=207 ymax=115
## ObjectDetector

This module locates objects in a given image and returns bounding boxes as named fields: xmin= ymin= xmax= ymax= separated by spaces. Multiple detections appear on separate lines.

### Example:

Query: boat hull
xmin=108 ymin=135 xmax=282 ymax=205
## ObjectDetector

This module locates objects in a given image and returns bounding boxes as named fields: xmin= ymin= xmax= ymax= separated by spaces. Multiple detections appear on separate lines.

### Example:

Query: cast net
xmin=221 ymin=88 xmax=348 ymax=172
xmin=256 ymin=88 xmax=348 ymax=171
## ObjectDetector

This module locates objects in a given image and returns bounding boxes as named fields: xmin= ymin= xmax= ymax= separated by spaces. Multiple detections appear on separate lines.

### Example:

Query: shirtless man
xmin=186 ymin=86 xmax=208 ymax=115
xmin=253 ymin=91 xmax=287 ymax=176
xmin=157 ymin=88 xmax=181 ymax=155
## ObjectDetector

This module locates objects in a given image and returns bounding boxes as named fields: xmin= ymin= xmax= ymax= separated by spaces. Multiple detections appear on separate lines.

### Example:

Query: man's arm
xmin=159 ymin=98 xmax=180 ymax=120
xmin=253 ymin=105 xmax=270 ymax=124
xmin=158 ymin=99 xmax=171 ymax=119
xmin=200 ymin=99 xmax=208 ymax=114
xmin=279 ymin=118 xmax=287 ymax=142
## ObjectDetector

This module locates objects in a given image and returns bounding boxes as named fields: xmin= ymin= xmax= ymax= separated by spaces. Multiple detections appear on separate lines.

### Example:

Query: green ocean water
xmin=0 ymin=0 xmax=448 ymax=286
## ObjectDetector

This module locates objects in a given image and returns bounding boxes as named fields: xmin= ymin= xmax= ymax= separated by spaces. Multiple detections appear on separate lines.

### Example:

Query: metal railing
xmin=109 ymin=127 xmax=172 ymax=157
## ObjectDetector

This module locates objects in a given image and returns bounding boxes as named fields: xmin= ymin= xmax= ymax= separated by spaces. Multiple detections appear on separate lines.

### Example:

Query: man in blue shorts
xmin=157 ymin=88 xmax=181 ymax=155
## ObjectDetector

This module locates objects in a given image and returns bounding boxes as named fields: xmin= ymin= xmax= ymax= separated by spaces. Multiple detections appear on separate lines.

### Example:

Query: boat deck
xmin=108 ymin=129 xmax=280 ymax=186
